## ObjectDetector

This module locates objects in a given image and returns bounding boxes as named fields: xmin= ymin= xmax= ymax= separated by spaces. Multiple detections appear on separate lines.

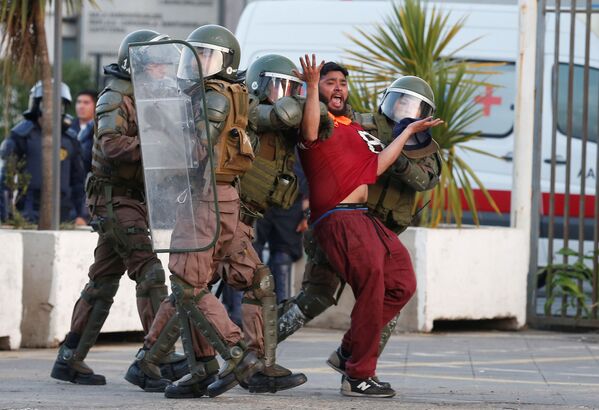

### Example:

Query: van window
xmin=463 ymin=63 xmax=516 ymax=138
xmin=556 ymin=63 xmax=599 ymax=144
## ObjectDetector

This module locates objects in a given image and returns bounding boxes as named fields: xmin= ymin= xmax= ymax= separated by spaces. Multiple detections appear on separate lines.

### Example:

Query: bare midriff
xmin=340 ymin=184 xmax=368 ymax=204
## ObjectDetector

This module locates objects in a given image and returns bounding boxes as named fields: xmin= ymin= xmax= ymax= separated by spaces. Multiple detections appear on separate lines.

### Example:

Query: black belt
xmin=311 ymin=203 xmax=368 ymax=228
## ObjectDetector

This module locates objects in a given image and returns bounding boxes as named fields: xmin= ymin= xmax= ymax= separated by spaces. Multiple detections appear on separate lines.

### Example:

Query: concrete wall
xmin=0 ymin=231 xmax=23 ymax=350
xmin=19 ymin=230 xmax=170 ymax=348
xmin=4 ymin=224 xmax=528 ymax=349
xmin=305 ymin=226 xmax=528 ymax=332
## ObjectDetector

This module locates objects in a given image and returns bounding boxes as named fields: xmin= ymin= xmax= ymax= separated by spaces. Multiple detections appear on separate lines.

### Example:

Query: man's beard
xmin=319 ymin=91 xmax=347 ymax=116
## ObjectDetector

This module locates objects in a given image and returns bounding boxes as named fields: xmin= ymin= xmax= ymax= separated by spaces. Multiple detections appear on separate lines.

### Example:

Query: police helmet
xmin=379 ymin=76 xmax=435 ymax=123
xmin=383 ymin=76 xmax=438 ymax=159
xmin=117 ymin=29 xmax=169 ymax=75
xmin=246 ymin=54 xmax=303 ymax=103
xmin=23 ymin=80 xmax=72 ymax=120
xmin=177 ymin=25 xmax=241 ymax=81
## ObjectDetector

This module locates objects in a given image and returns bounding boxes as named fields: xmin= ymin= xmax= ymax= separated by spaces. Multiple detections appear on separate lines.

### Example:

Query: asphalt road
xmin=1 ymin=328 xmax=599 ymax=409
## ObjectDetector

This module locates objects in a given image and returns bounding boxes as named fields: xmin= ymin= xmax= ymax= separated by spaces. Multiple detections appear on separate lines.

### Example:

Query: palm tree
xmin=1 ymin=0 xmax=95 ymax=229
xmin=345 ymin=0 xmax=501 ymax=226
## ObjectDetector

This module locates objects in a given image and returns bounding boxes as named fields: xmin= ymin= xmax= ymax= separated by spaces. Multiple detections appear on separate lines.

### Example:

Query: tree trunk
xmin=35 ymin=2 xmax=54 ymax=230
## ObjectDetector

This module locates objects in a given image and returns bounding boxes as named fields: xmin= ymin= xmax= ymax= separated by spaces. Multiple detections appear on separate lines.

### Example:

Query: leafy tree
xmin=345 ymin=0 xmax=501 ymax=226
xmin=0 ymin=59 xmax=93 ymax=133
xmin=1 ymin=0 xmax=96 ymax=229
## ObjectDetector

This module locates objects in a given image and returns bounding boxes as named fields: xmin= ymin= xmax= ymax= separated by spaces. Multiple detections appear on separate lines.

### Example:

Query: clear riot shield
xmin=129 ymin=40 xmax=219 ymax=252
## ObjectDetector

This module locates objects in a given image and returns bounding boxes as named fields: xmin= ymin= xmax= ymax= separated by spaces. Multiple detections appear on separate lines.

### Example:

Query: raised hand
xmin=406 ymin=117 xmax=444 ymax=134
xmin=293 ymin=54 xmax=324 ymax=87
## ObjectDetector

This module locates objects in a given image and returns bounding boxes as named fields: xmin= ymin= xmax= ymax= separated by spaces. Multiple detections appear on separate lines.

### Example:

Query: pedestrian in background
xmin=71 ymin=89 xmax=98 ymax=223
xmin=0 ymin=81 xmax=86 ymax=225
xmin=254 ymin=159 xmax=309 ymax=303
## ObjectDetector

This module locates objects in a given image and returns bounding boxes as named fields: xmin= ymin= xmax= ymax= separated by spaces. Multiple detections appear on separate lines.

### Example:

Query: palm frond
xmin=345 ymin=0 xmax=504 ymax=226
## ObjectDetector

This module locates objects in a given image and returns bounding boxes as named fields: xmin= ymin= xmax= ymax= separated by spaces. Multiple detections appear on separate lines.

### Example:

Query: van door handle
xmin=544 ymin=155 xmax=567 ymax=165
xmin=501 ymin=152 xmax=513 ymax=162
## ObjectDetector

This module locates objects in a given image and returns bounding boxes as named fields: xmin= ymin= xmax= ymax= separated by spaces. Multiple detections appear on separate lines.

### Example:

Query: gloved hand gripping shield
xmin=130 ymin=40 xmax=219 ymax=252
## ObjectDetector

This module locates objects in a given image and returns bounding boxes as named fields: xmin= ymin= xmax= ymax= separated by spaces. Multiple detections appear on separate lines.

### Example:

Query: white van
xmin=236 ymin=0 xmax=598 ymax=263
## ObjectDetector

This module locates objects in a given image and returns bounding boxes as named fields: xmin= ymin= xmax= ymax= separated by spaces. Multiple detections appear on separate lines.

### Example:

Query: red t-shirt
xmin=298 ymin=117 xmax=382 ymax=222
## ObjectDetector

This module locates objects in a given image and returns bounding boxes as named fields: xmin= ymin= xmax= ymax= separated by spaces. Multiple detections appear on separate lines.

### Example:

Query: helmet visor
xmin=261 ymin=73 xmax=303 ymax=103
xmin=177 ymin=44 xmax=234 ymax=80
xmin=380 ymin=89 xmax=435 ymax=122
xmin=142 ymin=44 xmax=180 ymax=79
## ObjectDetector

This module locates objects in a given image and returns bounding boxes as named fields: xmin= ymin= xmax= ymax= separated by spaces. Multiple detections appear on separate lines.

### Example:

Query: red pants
xmin=314 ymin=210 xmax=416 ymax=379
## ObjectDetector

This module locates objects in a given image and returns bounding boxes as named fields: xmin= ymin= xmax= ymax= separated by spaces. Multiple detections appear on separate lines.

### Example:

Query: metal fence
xmin=528 ymin=0 xmax=599 ymax=328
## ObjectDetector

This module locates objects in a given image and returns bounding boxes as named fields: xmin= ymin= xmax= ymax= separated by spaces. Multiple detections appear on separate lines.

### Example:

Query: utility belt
xmin=86 ymin=174 xmax=151 ymax=256
xmin=86 ymin=174 xmax=144 ymax=202
xmin=110 ymin=185 xmax=145 ymax=201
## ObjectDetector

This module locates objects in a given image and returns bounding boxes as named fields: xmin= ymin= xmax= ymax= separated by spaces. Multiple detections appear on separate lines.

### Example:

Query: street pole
xmin=51 ymin=0 xmax=63 ymax=229
xmin=218 ymin=0 xmax=225 ymax=26
xmin=512 ymin=0 xmax=542 ymax=322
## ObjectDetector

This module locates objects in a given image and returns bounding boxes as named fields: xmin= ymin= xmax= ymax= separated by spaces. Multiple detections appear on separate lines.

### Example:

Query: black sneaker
xmin=340 ymin=376 xmax=396 ymax=398
xmin=326 ymin=347 xmax=348 ymax=375
xmin=328 ymin=347 xmax=391 ymax=389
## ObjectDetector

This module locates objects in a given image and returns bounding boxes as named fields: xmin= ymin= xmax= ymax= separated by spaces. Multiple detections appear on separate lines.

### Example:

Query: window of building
xmin=556 ymin=63 xmax=599 ymax=144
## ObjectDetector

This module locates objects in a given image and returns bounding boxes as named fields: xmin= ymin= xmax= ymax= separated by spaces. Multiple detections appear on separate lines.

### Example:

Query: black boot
xmin=207 ymin=349 xmax=264 ymax=397
xmin=159 ymin=351 xmax=189 ymax=382
xmin=164 ymin=357 xmax=219 ymax=399
xmin=124 ymin=349 xmax=171 ymax=392
xmin=50 ymin=333 xmax=106 ymax=385
xmin=246 ymin=364 xmax=307 ymax=393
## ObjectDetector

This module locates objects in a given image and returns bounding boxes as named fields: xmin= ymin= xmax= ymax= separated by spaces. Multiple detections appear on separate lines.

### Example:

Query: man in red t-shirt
xmin=296 ymin=56 xmax=442 ymax=398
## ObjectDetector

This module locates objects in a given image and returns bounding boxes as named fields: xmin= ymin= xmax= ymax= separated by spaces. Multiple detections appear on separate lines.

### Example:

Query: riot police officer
xmin=245 ymin=55 xmax=311 ymax=304
xmin=125 ymin=33 xmax=308 ymax=399
xmin=50 ymin=29 xmax=187 ymax=386
xmin=277 ymin=75 xmax=442 ymax=379
xmin=0 ymin=81 xmax=85 ymax=224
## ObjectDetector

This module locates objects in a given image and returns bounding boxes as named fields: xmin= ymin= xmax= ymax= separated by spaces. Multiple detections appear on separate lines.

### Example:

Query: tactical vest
xmin=357 ymin=111 xmax=417 ymax=234
xmin=204 ymin=79 xmax=254 ymax=181
xmin=239 ymin=128 xmax=299 ymax=215
xmin=91 ymin=77 xmax=144 ymax=194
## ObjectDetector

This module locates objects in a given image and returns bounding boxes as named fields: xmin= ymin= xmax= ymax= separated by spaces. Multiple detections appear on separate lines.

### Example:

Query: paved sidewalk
xmin=1 ymin=328 xmax=598 ymax=409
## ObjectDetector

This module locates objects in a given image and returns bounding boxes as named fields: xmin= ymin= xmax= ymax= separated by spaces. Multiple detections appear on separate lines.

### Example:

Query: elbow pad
xmin=248 ymin=103 xmax=285 ymax=132
xmin=96 ymin=90 xmax=125 ymax=138
xmin=272 ymin=96 xmax=333 ymax=139
xmin=396 ymin=153 xmax=442 ymax=191
xmin=273 ymin=96 xmax=303 ymax=128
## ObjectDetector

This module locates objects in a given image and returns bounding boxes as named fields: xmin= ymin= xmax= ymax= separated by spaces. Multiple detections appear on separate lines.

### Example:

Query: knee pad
xmin=303 ymin=230 xmax=329 ymax=265
xmin=295 ymin=287 xmax=335 ymax=319
xmin=75 ymin=275 xmax=120 ymax=361
xmin=80 ymin=275 xmax=121 ymax=305
xmin=136 ymin=262 xmax=168 ymax=298
xmin=251 ymin=264 xmax=275 ymax=301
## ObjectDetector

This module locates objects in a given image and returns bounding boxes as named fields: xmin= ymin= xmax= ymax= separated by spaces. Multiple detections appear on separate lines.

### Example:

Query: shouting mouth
xmin=330 ymin=94 xmax=344 ymax=110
